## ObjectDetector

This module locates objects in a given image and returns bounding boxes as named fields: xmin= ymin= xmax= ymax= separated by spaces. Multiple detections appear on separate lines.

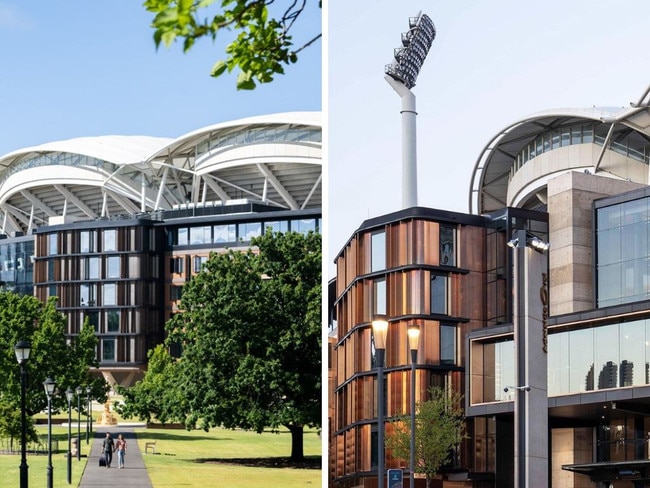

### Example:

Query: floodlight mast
xmin=384 ymin=12 xmax=435 ymax=209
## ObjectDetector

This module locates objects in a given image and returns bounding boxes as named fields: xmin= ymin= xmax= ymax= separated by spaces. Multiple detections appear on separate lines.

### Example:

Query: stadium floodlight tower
xmin=384 ymin=12 xmax=435 ymax=209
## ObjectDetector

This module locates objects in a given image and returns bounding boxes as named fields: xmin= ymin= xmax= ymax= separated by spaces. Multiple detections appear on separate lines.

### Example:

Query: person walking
xmin=115 ymin=433 xmax=127 ymax=469
xmin=102 ymin=432 xmax=115 ymax=468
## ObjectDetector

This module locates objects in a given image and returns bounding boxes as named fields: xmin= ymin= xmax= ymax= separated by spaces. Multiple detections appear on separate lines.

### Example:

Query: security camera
xmin=524 ymin=386 xmax=531 ymax=392
xmin=503 ymin=387 xmax=509 ymax=393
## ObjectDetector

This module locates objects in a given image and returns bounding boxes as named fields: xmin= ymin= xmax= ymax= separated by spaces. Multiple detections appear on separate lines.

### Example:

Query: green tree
xmin=119 ymin=231 xmax=321 ymax=461
xmin=144 ymin=0 xmax=322 ymax=89
xmin=0 ymin=293 xmax=106 ymax=429
xmin=116 ymin=344 xmax=179 ymax=424
xmin=385 ymin=386 xmax=467 ymax=488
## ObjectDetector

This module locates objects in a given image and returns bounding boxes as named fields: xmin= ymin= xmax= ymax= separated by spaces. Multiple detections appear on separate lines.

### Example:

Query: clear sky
xmin=0 ymin=1 xmax=321 ymax=156
xmin=327 ymin=0 xmax=650 ymax=277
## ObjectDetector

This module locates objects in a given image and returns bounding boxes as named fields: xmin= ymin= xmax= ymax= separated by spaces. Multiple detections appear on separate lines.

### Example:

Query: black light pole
xmin=407 ymin=324 xmax=420 ymax=488
xmin=372 ymin=315 xmax=389 ymax=488
xmin=65 ymin=388 xmax=73 ymax=485
xmin=15 ymin=340 xmax=31 ymax=488
xmin=75 ymin=386 xmax=82 ymax=460
xmin=43 ymin=377 xmax=56 ymax=488
xmin=86 ymin=385 xmax=92 ymax=442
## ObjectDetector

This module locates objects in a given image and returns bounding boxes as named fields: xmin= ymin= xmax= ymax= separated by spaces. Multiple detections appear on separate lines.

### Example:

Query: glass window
xmin=86 ymin=257 xmax=100 ymax=280
xmin=371 ymin=230 xmax=386 ymax=272
xmin=440 ymin=324 xmax=456 ymax=365
xmin=431 ymin=274 xmax=448 ymax=314
xmin=597 ymin=197 xmax=650 ymax=307
xmin=440 ymin=226 xmax=456 ymax=266
xmin=552 ymin=131 xmax=560 ymax=149
xmin=86 ymin=311 xmax=99 ymax=331
xmin=102 ymin=338 xmax=115 ymax=361
xmin=239 ymin=222 xmax=262 ymax=241
xmin=548 ymin=332 xmax=569 ymax=396
xmin=561 ymin=128 xmax=571 ymax=147
xmin=107 ymin=256 xmax=120 ymax=278
xmin=107 ymin=310 xmax=120 ymax=332
xmin=190 ymin=226 xmax=211 ymax=245
xmin=48 ymin=234 xmax=57 ymax=255
xmin=178 ymin=228 xmax=189 ymax=246
xmin=171 ymin=257 xmax=184 ymax=274
xmin=170 ymin=285 xmax=183 ymax=301
xmin=595 ymin=325 xmax=619 ymax=389
xmin=569 ymin=328 xmax=594 ymax=392
xmin=103 ymin=283 xmax=116 ymax=306
xmin=291 ymin=219 xmax=316 ymax=235
xmin=80 ymin=230 xmax=95 ymax=253
xmin=193 ymin=256 xmax=208 ymax=273
xmin=620 ymin=321 xmax=645 ymax=386
xmin=214 ymin=224 xmax=236 ymax=243
xmin=103 ymin=229 xmax=117 ymax=252
xmin=264 ymin=221 xmax=289 ymax=234
xmin=374 ymin=278 xmax=386 ymax=315
xmin=80 ymin=284 xmax=96 ymax=307
xmin=571 ymin=127 xmax=582 ymax=145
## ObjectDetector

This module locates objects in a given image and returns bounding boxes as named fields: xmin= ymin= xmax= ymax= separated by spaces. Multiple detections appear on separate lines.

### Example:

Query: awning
xmin=563 ymin=460 xmax=650 ymax=482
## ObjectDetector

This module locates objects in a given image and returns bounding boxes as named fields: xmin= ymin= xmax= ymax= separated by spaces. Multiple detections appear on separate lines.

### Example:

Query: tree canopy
xmin=385 ymin=386 xmax=466 ymax=488
xmin=144 ymin=0 xmax=322 ymax=89
xmin=118 ymin=230 xmax=321 ymax=460
xmin=0 ymin=292 xmax=105 ymax=442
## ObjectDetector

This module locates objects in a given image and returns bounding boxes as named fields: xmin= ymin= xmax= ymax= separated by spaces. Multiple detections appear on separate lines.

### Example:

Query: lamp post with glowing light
xmin=407 ymin=324 xmax=420 ymax=487
xmin=75 ymin=386 xmax=82 ymax=460
xmin=15 ymin=340 xmax=31 ymax=488
xmin=43 ymin=377 xmax=56 ymax=488
xmin=372 ymin=315 xmax=389 ymax=488
xmin=65 ymin=388 xmax=73 ymax=484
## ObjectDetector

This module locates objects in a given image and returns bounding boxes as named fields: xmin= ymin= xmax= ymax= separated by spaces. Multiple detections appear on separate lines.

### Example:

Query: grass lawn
xmin=135 ymin=426 xmax=322 ymax=488
xmin=1 ymin=400 xmax=321 ymax=487
xmin=0 ymin=425 xmax=90 ymax=488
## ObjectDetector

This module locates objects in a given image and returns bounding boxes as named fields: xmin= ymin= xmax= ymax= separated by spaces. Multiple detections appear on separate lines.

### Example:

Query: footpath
xmin=78 ymin=426 xmax=153 ymax=487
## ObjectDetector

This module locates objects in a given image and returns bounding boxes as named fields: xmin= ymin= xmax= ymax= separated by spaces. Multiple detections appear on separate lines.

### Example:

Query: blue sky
xmin=0 ymin=1 xmax=321 ymax=156
xmin=327 ymin=0 xmax=650 ymax=276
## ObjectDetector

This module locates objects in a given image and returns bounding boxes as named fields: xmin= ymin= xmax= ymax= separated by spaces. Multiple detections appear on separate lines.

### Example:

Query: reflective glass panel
xmin=213 ymin=224 xmax=236 ymax=243
xmin=103 ymin=283 xmax=116 ymax=306
xmin=107 ymin=256 xmax=120 ymax=278
xmin=102 ymin=339 xmax=115 ymax=361
xmin=103 ymin=229 xmax=116 ymax=252
xmin=371 ymin=231 xmax=386 ymax=272
xmin=430 ymin=274 xmax=447 ymax=314
xmin=107 ymin=310 xmax=120 ymax=332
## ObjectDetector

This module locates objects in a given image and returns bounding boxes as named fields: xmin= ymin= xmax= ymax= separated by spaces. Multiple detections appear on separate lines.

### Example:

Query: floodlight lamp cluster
xmin=385 ymin=12 xmax=436 ymax=89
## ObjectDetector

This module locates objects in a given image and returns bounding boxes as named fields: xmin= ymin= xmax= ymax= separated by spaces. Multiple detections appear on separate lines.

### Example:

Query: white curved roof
xmin=469 ymin=105 xmax=650 ymax=214
xmin=0 ymin=111 xmax=322 ymax=234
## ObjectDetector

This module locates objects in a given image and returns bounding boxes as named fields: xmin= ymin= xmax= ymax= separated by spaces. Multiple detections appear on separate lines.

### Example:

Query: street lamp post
xmin=43 ymin=377 xmax=56 ymax=488
xmin=86 ymin=386 xmax=92 ymax=442
xmin=75 ymin=386 xmax=82 ymax=460
xmin=407 ymin=324 xmax=420 ymax=488
xmin=372 ymin=315 xmax=389 ymax=488
xmin=65 ymin=388 xmax=73 ymax=485
xmin=14 ymin=340 xmax=31 ymax=488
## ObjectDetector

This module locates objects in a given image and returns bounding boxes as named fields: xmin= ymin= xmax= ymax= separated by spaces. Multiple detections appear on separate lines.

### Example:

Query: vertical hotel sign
xmin=541 ymin=272 xmax=548 ymax=353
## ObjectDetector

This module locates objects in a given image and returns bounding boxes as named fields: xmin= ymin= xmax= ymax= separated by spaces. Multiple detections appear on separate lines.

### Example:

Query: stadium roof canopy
xmin=469 ymin=99 xmax=650 ymax=215
xmin=0 ymin=112 xmax=321 ymax=235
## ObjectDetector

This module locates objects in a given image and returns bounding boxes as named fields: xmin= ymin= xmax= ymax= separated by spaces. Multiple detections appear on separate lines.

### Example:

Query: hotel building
xmin=0 ymin=112 xmax=321 ymax=387
xmin=330 ymin=101 xmax=650 ymax=487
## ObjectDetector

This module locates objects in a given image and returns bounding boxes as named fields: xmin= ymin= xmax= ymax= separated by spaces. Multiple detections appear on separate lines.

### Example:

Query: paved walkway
xmin=78 ymin=426 xmax=152 ymax=487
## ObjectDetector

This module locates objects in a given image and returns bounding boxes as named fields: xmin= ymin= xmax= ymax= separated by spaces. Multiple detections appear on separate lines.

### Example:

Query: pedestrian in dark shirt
xmin=102 ymin=432 xmax=115 ymax=468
